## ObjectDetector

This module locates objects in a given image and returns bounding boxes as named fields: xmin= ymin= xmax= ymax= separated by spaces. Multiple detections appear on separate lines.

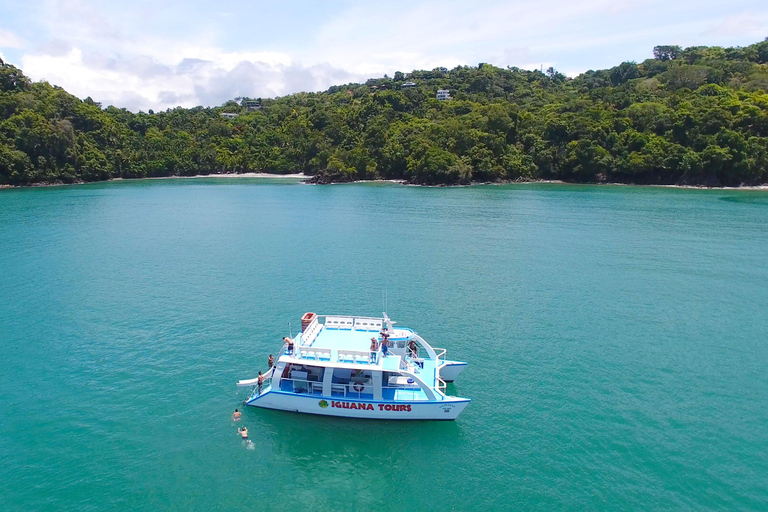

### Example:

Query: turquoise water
xmin=1 ymin=179 xmax=767 ymax=511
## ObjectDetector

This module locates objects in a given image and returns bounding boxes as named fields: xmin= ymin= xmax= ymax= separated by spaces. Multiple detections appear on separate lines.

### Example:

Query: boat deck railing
xmin=301 ymin=317 xmax=323 ymax=346
xmin=322 ymin=315 xmax=384 ymax=333
xmin=300 ymin=315 xmax=408 ymax=348
xmin=246 ymin=377 xmax=273 ymax=401
xmin=431 ymin=347 xmax=449 ymax=392
xmin=282 ymin=344 xmax=381 ymax=366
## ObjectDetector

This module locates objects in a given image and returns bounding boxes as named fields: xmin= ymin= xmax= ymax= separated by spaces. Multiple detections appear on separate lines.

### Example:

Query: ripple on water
xmin=1 ymin=180 xmax=767 ymax=511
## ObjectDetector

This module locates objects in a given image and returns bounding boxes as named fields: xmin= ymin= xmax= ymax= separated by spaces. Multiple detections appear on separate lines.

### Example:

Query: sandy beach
xmin=134 ymin=172 xmax=307 ymax=180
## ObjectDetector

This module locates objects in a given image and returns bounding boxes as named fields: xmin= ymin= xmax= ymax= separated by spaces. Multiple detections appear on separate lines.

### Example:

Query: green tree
xmin=653 ymin=45 xmax=682 ymax=61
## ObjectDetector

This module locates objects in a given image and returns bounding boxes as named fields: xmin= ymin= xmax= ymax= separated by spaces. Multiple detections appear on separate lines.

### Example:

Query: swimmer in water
xmin=238 ymin=427 xmax=248 ymax=439
xmin=232 ymin=408 xmax=241 ymax=421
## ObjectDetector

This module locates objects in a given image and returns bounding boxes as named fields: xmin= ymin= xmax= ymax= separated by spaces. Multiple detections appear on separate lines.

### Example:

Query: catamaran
xmin=237 ymin=312 xmax=469 ymax=420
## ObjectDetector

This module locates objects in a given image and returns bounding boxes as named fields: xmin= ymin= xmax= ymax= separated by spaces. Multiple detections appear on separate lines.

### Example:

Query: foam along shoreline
xmin=94 ymin=177 xmax=768 ymax=190
xmin=305 ymin=176 xmax=768 ymax=190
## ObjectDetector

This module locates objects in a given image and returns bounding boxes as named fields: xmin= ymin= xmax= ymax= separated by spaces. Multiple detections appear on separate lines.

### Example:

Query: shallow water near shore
xmin=1 ymin=178 xmax=767 ymax=511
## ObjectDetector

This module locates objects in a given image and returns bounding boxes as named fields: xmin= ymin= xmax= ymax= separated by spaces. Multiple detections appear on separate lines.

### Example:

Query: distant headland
xmin=1 ymin=39 xmax=767 ymax=188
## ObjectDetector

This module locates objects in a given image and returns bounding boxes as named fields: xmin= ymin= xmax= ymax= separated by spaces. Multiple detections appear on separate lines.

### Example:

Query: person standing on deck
xmin=283 ymin=337 xmax=294 ymax=355
xmin=380 ymin=328 xmax=390 ymax=356
xmin=370 ymin=337 xmax=378 ymax=363
xmin=408 ymin=339 xmax=418 ymax=359
xmin=380 ymin=335 xmax=390 ymax=356
xmin=257 ymin=371 xmax=264 ymax=394
xmin=268 ymin=354 xmax=274 ymax=368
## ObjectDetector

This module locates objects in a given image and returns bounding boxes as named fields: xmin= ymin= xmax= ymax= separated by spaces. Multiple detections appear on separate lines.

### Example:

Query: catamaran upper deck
xmin=285 ymin=314 xmax=416 ymax=367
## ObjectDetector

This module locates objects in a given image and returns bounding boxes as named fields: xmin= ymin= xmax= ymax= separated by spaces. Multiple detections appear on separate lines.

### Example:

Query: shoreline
xmin=0 ymin=172 xmax=307 ymax=189
xmin=321 ymin=178 xmax=768 ymax=190
xmin=120 ymin=172 xmax=307 ymax=181
xmin=2 ymin=173 xmax=768 ymax=191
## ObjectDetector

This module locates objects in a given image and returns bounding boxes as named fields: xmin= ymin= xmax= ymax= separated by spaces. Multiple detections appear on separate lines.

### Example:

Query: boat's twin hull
xmin=439 ymin=360 xmax=468 ymax=383
xmin=246 ymin=391 xmax=469 ymax=420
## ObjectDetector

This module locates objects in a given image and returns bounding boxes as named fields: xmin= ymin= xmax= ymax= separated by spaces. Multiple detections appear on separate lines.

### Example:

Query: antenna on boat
xmin=382 ymin=287 xmax=388 ymax=315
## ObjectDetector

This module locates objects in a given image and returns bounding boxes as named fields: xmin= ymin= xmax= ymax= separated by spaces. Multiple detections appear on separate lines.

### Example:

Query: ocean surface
xmin=1 ymin=178 xmax=767 ymax=511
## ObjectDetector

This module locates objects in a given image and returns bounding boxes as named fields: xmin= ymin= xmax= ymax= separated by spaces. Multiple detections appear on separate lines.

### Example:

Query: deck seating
xmin=315 ymin=349 xmax=332 ymax=361
xmin=353 ymin=318 xmax=383 ymax=332
xmin=325 ymin=316 xmax=354 ymax=330
xmin=334 ymin=349 xmax=375 ymax=365
xmin=301 ymin=318 xmax=322 ymax=346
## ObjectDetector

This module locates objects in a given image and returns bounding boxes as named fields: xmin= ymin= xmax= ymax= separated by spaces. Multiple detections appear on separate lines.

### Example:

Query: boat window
xmin=351 ymin=369 xmax=372 ymax=383
xmin=297 ymin=365 xmax=324 ymax=382
xmin=332 ymin=368 xmax=354 ymax=384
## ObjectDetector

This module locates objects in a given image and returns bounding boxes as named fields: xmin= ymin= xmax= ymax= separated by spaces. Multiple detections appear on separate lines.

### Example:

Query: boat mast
xmin=382 ymin=311 xmax=395 ymax=332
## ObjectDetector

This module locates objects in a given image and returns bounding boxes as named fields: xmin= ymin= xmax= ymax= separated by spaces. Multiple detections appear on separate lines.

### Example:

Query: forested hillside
xmin=1 ymin=39 xmax=768 ymax=186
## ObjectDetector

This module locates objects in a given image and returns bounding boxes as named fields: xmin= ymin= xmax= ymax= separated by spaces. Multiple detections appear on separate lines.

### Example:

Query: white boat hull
xmin=439 ymin=360 xmax=467 ymax=382
xmin=246 ymin=390 xmax=469 ymax=420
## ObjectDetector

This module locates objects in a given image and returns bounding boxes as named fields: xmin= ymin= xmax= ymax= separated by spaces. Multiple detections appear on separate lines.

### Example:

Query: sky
xmin=0 ymin=0 xmax=766 ymax=112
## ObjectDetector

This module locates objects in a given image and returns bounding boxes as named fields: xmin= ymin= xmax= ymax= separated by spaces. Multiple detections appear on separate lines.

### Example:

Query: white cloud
xmin=306 ymin=0 xmax=685 ymax=74
xmin=4 ymin=0 xmax=768 ymax=110
xmin=21 ymin=46 xmax=364 ymax=111
xmin=12 ymin=0 xmax=370 ymax=110
xmin=704 ymin=12 xmax=768 ymax=39
xmin=0 ymin=28 xmax=26 ymax=49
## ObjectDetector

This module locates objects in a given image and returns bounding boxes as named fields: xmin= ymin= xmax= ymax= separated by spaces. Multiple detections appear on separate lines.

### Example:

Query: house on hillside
xmin=220 ymin=112 xmax=238 ymax=119
xmin=436 ymin=89 xmax=451 ymax=100
xmin=401 ymin=81 xmax=417 ymax=89
xmin=244 ymin=99 xmax=261 ymax=111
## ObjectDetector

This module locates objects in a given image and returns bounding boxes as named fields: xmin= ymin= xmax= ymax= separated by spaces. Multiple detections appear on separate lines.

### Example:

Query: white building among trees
xmin=436 ymin=89 xmax=451 ymax=100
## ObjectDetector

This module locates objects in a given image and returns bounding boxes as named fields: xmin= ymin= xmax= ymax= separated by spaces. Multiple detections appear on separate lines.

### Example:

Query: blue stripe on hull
xmin=245 ymin=390 xmax=470 ymax=420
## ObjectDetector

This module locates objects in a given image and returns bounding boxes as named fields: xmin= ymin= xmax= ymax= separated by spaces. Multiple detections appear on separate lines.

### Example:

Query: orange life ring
xmin=353 ymin=381 xmax=364 ymax=392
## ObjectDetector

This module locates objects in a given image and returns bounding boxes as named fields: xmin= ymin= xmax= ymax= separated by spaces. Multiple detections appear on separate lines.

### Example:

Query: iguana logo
xmin=318 ymin=400 xmax=328 ymax=408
